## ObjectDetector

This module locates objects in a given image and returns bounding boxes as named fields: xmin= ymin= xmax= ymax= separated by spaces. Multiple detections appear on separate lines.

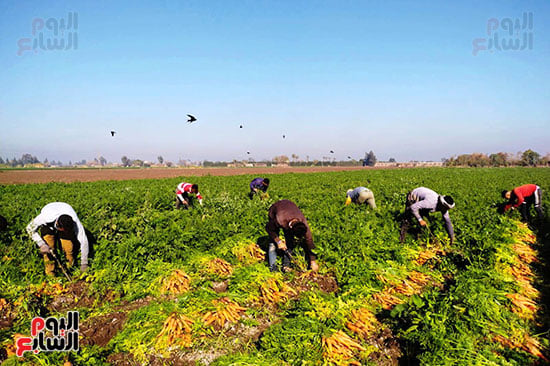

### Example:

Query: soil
xmin=48 ymin=281 xmax=101 ymax=313
xmin=0 ymin=166 xmax=370 ymax=185
xmin=366 ymin=328 xmax=403 ymax=366
xmin=292 ymin=271 xmax=339 ymax=293
xmin=79 ymin=296 xmax=152 ymax=347
xmin=0 ymin=301 xmax=16 ymax=330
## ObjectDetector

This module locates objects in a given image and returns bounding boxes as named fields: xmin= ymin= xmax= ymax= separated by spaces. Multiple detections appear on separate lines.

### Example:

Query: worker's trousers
xmin=40 ymin=226 xmax=74 ymax=276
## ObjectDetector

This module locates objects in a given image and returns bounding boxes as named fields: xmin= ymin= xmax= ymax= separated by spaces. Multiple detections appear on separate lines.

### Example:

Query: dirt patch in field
xmin=80 ymin=311 xmax=128 ymax=347
xmin=292 ymin=272 xmax=339 ymax=293
xmin=79 ymin=297 xmax=152 ymax=347
xmin=0 ymin=300 xmax=16 ymax=330
xmin=106 ymin=352 xmax=139 ymax=366
xmin=0 ymin=166 xmax=370 ymax=185
xmin=366 ymin=328 xmax=403 ymax=366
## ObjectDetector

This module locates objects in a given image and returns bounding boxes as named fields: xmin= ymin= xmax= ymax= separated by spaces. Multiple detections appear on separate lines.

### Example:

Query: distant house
xmin=254 ymin=163 xmax=267 ymax=167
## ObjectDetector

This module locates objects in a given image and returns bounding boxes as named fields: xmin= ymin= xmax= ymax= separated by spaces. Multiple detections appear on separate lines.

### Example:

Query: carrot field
xmin=0 ymin=168 xmax=549 ymax=365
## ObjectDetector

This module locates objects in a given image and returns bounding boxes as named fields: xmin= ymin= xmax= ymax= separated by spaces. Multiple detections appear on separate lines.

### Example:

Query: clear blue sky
xmin=1 ymin=0 xmax=549 ymax=163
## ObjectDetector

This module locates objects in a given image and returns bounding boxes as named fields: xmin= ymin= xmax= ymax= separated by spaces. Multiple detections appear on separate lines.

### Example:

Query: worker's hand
xmin=277 ymin=240 xmax=287 ymax=251
xmin=419 ymin=219 xmax=427 ymax=227
xmin=345 ymin=197 xmax=352 ymax=206
xmin=310 ymin=260 xmax=319 ymax=272
xmin=39 ymin=244 xmax=51 ymax=255
xmin=80 ymin=263 xmax=88 ymax=272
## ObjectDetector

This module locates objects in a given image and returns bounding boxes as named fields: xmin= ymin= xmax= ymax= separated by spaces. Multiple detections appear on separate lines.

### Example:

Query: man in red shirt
xmin=175 ymin=182 xmax=203 ymax=209
xmin=502 ymin=184 xmax=543 ymax=222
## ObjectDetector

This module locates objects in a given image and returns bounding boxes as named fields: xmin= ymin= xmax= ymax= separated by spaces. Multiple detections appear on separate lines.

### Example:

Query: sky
xmin=0 ymin=0 xmax=549 ymax=163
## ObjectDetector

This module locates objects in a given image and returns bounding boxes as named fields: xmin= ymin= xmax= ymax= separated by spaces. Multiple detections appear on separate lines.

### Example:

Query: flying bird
xmin=330 ymin=150 xmax=334 ymax=154
xmin=247 ymin=151 xmax=250 ymax=154
xmin=240 ymin=125 xmax=243 ymax=129
xmin=347 ymin=156 xmax=352 ymax=159
xmin=187 ymin=114 xmax=197 ymax=123
xmin=110 ymin=131 xmax=116 ymax=137
xmin=282 ymin=134 xmax=286 ymax=139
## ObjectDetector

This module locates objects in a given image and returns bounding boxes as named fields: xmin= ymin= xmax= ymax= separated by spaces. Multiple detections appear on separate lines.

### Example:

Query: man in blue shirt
xmin=248 ymin=177 xmax=270 ymax=200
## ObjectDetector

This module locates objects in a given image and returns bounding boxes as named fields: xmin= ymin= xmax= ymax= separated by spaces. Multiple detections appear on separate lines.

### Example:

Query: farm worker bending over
xmin=502 ymin=184 xmax=543 ymax=222
xmin=399 ymin=187 xmax=455 ymax=244
xmin=26 ymin=202 xmax=89 ymax=275
xmin=266 ymin=200 xmax=318 ymax=273
xmin=175 ymin=182 xmax=203 ymax=209
xmin=248 ymin=177 xmax=270 ymax=200
xmin=345 ymin=187 xmax=376 ymax=209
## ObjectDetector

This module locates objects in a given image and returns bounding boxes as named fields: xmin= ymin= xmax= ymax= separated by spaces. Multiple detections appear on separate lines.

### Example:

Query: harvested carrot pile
xmin=322 ymin=330 xmax=365 ymax=365
xmin=156 ymin=313 xmax=193 ymax=347
xmin=160 ymin=269 xmax=191 ymax=295
xmin=202 ymin=297 xmax=246 ymax=328
xmin=206 ymin=258 xmax=233 ymax=277
xmin=259 ymin=277 xmax=297 ymax=304
xmin=373 ymin=290 xmax=403 ymax=310
xmin=232 ymin=242 xmax=265 ymax=264
xmin=345 ymin=308 xmax=378 ymax=339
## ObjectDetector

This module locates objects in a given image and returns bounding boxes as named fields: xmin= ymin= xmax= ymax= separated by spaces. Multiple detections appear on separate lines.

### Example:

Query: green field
xmin=0 ymin=168 xmax=549 ymax=365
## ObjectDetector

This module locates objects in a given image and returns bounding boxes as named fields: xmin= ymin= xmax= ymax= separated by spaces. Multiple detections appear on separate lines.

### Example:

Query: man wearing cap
xmin=265 ymin=200 xmax=318 ymax=273
xmin=399 ymin=187 xmax=455 ymax=244
xmin=345 ymin=187 xmax=376 ymax=209
xmin=26 ymin=202 xmax=89 ymax=276
xmin=248 ymin=177 xmax=270 ymax=200
xmin=175 ymin=182 xmax=203 ymax=209
xmin=501 ymin=184 xmax=543 ymax=222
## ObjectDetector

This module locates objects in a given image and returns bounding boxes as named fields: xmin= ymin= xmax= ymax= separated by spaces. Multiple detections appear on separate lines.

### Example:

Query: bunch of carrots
xmin=156 ymin=312 xmax=193 ymax=347
xmin=345 ymin=308 xmax=378 ymax=339
xmin=322 ymin=330 xmax=365 ymax=365
xmin=259 ymin=278 xmax=296 ymax=305
xmin=232 ymin=242 xmax=265 ymax=264
xmin=160 ymin=269 xmax=191 ymax=295
xmin=202 ymin=297 xmax=246 ymax=328
xmin=207 ymin=258 xmax=233 ymax=277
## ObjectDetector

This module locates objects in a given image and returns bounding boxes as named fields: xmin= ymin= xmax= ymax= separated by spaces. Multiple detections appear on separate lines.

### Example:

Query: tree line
xmin=444 ymin=149 xmax=549 ymax=167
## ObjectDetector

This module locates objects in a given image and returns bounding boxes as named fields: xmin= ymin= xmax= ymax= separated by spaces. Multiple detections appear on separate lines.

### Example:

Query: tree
xmin=521 ymin=149 xmax=540 ymax=166
xmin=489 ymin=152 xmax=508 ymax=167
xmin=272 ymin=155 xmax=290 ymax=164
xmin=121 ymin=156 xmax=131 ymax=167
xmin=389 ymin=157 xmax=396 ymax=163
xmin=364 ymin=151 xmax=377 ymax=167
xmin=133 ymin=159 xmax=144 ymax=167
xmin=0 ymin=157 xmax=4 ymax=164
xmin=158 ymin=156 xmax=164 ymax=165
xmin=291 ymin=154 xmax=299 ymax=162
xmin=99 ymin=156 xmax=107 ymax=166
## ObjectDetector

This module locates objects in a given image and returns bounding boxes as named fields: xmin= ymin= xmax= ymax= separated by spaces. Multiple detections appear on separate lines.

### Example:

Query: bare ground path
xmin=0 ymin=166 xmax=371 ymax=184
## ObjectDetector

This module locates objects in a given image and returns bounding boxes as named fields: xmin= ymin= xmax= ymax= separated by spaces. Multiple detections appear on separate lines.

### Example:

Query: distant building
xmin=375 ymin=161 xmax=443 ymax=168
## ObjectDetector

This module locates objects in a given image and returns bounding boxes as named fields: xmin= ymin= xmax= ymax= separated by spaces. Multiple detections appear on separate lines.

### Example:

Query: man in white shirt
xmin=26 ymin=202 xmax=89 ymax=276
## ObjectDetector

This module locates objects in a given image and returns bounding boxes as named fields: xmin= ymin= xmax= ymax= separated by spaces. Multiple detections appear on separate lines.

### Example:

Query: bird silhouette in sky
xmin=240 ymin=125 xmax=243 ymax=128
xmin=330 ymin=150 xmax=334 ymax=154
xmin=110 ymin=131 xmax=116 ymax=137
xmin=247 ymin=151 xmax=250 ymax=154
xmin=282 ymin=134 xmax=286 ymax=139
xmin=347 ymin=156 xmax=352 ymax=159
xmin=187 ymin=114 xmax=197 ymax=123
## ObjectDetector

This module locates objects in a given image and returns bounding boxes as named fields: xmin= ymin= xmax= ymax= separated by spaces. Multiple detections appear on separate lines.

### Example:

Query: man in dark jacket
xmin=502 ymin=184 xmax=543 ymax=222
xmin=265 ymin=200 xmax=318 ymax=272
